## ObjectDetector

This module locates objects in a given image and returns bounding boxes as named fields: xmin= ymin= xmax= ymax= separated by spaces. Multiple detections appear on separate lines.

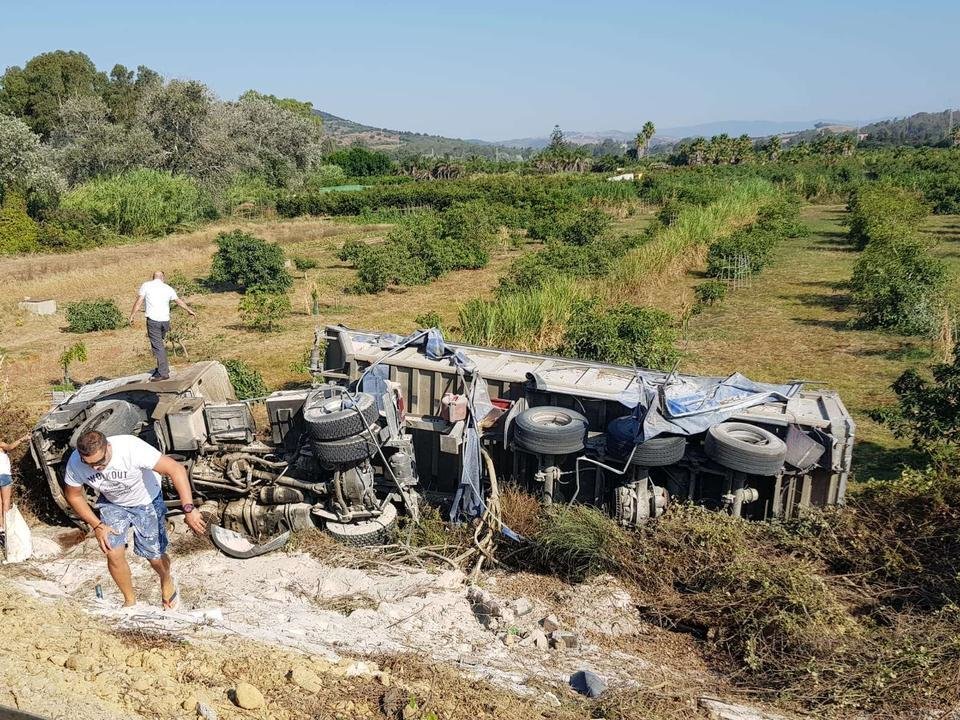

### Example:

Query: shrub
xmin=694 ymin=279 xmax=727 ymax=305
xmin=303 ymin=164 xmax=346 ymax=189
xmin=223 ymin=174 xmax=277 ymax=215
xmin=847 ymin=182 xmax=928 ymax=250
xmin=655 ymin=197 xmax=692 ymax=226
xmin=530 ymin=505 xmax=631 ymax=582
xmin=223 ymin=358 xmax=268 ymax=399
xmin=560 ymin=300 xmax=679 ymax=370
xmin=65 ymin=298 xmax=124 ymax=333
xmin=208 ymin=230 xmax=293 ymax=293
xmin=325 ymin=147 xmax=393 ymax=177
xmin=754 ymin=194 xmax=808 ymax=237
xmin=336 ymin=238 xmax=367 ymax=264
xmin=0 ymin=190 xmax=40 ymax=254
xmin=238 ymin=290 xmax=292 ymax=332
xmin=61 ymin=169 xmax=213 ymax=236
xmin=36 ymin=207 xmax=112 ymax=252
xmin=869 ymin=342 xmax=960 ymax=465
xmin=706 ymin=226 xmax=778 ymax=277
xmin=414 ymin=311 xmax=443 ymax=331
xmin=849 ymin=234 xmax=947 ymax=334
xmin=292 ymin=255 xmax=318 ymax=271
xmin=527 ymin=206 xmax=610 ymax=245
xmin=166 ymin=270 xmax=206 ymax=297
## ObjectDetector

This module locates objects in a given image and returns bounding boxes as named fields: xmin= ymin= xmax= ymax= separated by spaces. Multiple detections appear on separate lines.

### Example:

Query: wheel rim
xmin=528 ymin=409 xmax=575 ymax=427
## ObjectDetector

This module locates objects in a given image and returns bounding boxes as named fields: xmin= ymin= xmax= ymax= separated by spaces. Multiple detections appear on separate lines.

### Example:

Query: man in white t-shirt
xmin=128 ymin=271 xmax=196 ymax=381
xmin=63 ymin=430 xmax=206 ymax=608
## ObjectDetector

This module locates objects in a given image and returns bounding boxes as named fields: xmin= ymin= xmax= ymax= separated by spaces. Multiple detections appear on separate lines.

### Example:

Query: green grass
xmin=679 ymin=205 xmax=960 ymax=481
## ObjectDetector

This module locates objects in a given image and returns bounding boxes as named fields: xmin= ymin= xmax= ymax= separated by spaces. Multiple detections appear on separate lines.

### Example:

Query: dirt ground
xmin=0 ymin=525 xmax=795 ymax=720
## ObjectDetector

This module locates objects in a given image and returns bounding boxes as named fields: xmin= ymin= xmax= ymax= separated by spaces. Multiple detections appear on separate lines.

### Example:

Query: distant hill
xmin=315 ymin=110 xmax=528 ymax=159
xmin=859 ymin=109 xmax=959 ymax=147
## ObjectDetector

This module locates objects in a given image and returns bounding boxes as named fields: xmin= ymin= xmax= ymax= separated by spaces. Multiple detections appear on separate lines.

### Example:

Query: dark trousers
xmin=146 ymin=318 xmax=171 ymax=377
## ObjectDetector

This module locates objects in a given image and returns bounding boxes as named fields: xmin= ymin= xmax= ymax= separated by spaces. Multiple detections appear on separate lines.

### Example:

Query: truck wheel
xmin=606 ymin=416 xmax=687 ymax=466
xmin=704 ymin=422 xmax=787 ymax=476
xmin=513 ymin=406 xmax=588 ymax=456
xmin=313 ymin=430 xmax=379 ymax=465
xmin=304 ymin=391 xmax=379 ymax=441
xmin=69 ymin=400 xmax=147 ymax=448
xmin=325 ymin=502 xmax=397 ymax=547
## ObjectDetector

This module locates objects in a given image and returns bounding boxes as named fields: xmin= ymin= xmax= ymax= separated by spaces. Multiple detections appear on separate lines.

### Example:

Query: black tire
xmin=69 ymin=399 xmax=147 ymax=448
xmin=313 ymin=429 xmax=379 ymax=465
xmin=513 ymin=406 xmax=588 ymax=456
xmin=303 ymin=391 xmax=379 ymax=441
xmin=704 ymin=422 xmax=787 ymax=476
xmin=325 ymin=502 xmax=397 ymax=547
xmin=629 ymin=435 xmax=687 ymax=466
xmin=605 ymin=416 xmax=686 ymax=466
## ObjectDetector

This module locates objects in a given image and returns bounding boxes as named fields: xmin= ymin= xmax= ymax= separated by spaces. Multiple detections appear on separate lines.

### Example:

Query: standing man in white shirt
xmin=129 ymin=271 xmax=196 ymax=381
xmin=63 ymin=430 xmax=207 ymax=608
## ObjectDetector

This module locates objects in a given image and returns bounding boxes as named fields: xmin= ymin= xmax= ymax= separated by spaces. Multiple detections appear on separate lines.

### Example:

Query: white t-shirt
xmin=0 ymin=451 xmax=10 ymax=476
xmin=64 ymin=435 xmax=163 ymax=507
xmin=138 ymin=279 xmax=179 ymax=322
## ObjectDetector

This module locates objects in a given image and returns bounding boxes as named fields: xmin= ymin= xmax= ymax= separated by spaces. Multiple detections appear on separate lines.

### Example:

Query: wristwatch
xmin=182 ymin=503 xmax=195 ymax=514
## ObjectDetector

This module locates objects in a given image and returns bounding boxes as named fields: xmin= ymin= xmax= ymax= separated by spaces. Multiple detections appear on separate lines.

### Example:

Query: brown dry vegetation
xmin=3 ymin=215 xmax=522 ymax=419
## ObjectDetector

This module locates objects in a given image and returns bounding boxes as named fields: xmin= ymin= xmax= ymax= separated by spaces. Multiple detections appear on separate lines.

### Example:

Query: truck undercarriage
xmin=29 ymin=325 xmax=855 ymax=554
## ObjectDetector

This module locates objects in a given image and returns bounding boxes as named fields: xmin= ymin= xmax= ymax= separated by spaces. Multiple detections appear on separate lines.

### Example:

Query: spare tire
xmin=304 ymin=391 xmax=379 ymax=441
xmin=313 ymin=429 xmax=379 ymax=465
xmin=704 ymin=422 xmax=787 ymax=476
xmin=70 ymin=399 xmax=147 ymax=448
xmin=325 ymin=502 xmax=398 ymax=547
xmin=606 ymin=416 xmax=687 ymax=467
xmin=513 ymin=406 xmax=588 ymax=456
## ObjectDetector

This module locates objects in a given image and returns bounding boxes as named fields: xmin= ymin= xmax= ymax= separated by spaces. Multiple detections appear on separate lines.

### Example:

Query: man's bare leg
xmin=148 ymin=553 xmax=175 ymax=604
xmin=105 ymin=546 xmax=136 ymax=606
xmin=0 ymin=486 xmax=11 ymax=533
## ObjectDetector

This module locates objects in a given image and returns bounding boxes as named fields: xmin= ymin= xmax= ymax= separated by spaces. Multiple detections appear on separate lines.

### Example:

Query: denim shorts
xmin=98 ymin=493 xmax=169 ymax=560
xmin=0 ymin=474 xmax=11 ymax=488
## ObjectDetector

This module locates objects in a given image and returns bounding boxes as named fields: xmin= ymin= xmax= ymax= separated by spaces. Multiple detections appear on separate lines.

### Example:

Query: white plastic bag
xmin=4 ymin=504 xmax=33 ymax=563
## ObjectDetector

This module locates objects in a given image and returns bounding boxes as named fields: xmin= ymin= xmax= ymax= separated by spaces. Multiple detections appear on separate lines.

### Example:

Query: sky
xmin=2 ymin=0 xmax=958 ymax=140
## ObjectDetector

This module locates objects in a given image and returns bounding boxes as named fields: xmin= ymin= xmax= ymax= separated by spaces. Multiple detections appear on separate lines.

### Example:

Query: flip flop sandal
xmin=162 ymin=578 xmax=180 ymax=611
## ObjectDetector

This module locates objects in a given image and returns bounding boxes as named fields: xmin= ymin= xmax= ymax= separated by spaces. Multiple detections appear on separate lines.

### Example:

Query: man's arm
xmin=129 ymin=295 xmax=144 ymax=325
xmin=64 ymin=485 xmax=114 ymax=554
xmin=174 ymin=298 xmax=196 ymax=316
xmin=153 ymin=455 xmax=206 ymax=534
xmin=0 ymin=433 xmax=30 ymax=452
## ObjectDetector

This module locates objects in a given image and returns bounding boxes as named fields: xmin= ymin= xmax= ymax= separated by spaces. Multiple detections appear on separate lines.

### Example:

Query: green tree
xmin=209 ymin=230 xmax=293 ymax=292
xmin=325 ymin=146 xmax=393 ymax=176
xmin=765 ymin=135 xmax=782 ymax=161
xmin=0 ymin=50 xmax=106 ymax=137
xmin=0 ymin=114 xmax=64 ymax=197
xmin=0 ymin=190 xmax=40 ymax=254
xmin=239 ymin=90 xmax=322 ymax=128
xmin=640 ymin=120 xmax=655 ymax=156
xmin=59 ymin=341 xmax=87 ymax=385
xmin=238 ymin=290 xmax=292 ymax=332
xmin=102 ymin=64 xmax=161 ymax=126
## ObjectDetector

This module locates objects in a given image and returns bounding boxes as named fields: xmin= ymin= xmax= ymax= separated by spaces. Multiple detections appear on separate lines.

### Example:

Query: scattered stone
xmin=197 ymin=702 xmax=218 ymax=720
xmin=131 ymin=675 xmax=152 ymax=692
xmin=529 ymin=629 xmax=549 ymax=650
xmin=345 ymin=660 xmax=376 ymax=678
xmin=233 ymin=682 xmax=264 ymax=710
xmin=503 ymin=632 xmax=516 ymax=647
xmin=541 ymin=692 xmax=561 ymax=707
xmin=181 ymin=696 xmax=198 ymax=711
xmin=513 ymin=598 xmax=534 ymax=617
xmin=65 ymin=653 xmax=95 ymax=672
xmin=374 ymin=670 xmax=391 ymax=688
xmin=698 ymin=697 xmax=789 ymax=720
xmin=569 ymin=670 xmax=607 ymax=699
xmin=381 ymin=688 xmax=404 ymax=718
xmin=288 ymin=665 xmax=323 ymax=693
xmin=47 ymin=653 xmax=68 ymax=667
xmin=541 ymin=614 xmax=561 ymax=633
xmin=550 ymin=630 xmax=581 ymax=651
xmin=499 ymin=607 xmax=516 ymax=625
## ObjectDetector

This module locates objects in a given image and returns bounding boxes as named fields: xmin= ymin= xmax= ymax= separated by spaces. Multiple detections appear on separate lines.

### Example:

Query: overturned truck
xmin=29 ymin=326 xmax=855 ymax=551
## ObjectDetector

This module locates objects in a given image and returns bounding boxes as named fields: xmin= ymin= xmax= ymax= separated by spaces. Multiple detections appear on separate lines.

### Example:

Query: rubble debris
xmin=549 ymin=631 xmax=580 ymax=651
xmin=541 ymin=614 xmax=561 ymax=633
xmin=232 ymin=682 xmax=264 ymax=710
xmin=288 ymin=665 xmax=323 ymax=693
xmin=569 ymin=669 xmax=607 ymax=698
xmin=698 ymin=697 xmax=790 ymax=720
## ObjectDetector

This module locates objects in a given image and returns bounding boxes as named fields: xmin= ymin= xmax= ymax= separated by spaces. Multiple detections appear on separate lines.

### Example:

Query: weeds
xmin=65 ymin=298 xmax=124 ymax=332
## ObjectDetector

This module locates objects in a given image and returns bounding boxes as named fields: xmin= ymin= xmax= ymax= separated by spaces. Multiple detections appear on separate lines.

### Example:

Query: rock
xmin=513 ymin=598 xmax=534 ymax=617
xmin=344 ymin=661 xmax=376 ymax=678
xmin=65 ymin=653 xmax=95 ymax=672
xmin=529 ymin=629 xmax=549 ymax=650
xmin=698 ymin=697 xmax=789 ymax=720
xmin=197 ymin=702 xmax=218 ymax=720
xmin=48 ymin=653 xmax=69 ymax=667
xmin=374 ymin=670 xmax=391 ymax=688
xmin=542 ymin=692 xmax=561 ymax=707
xmin=131 ymin=675 xmax=152 ymax=692
xmin=499 ymin=607 xmax=516 ymax=625
xmin=541 ymin=614 xmax=561 ymax=633
xmin=570 ymin=670 xmax=607 ymax=699
xmin=18 ymin=298 xmax=57 ymax=316
xmin=181 ymin=696 xmax=198 ymax=711
xmin=550 ymin=630 xmax=581 ymax=650
xmin=233 ymin=682 xmax=264 ymax=710
xmin=503 ymin=632 xmax=517 ymax=647
xmin=381 ymin=688 xmax=404 ymax=718
xmin=310 ymin=656 xmax=333 ymax=673
xmin=288 ymin=665 xmax=323 ymax=693
xmin=126 ymin=652 xmax=143 ymax=668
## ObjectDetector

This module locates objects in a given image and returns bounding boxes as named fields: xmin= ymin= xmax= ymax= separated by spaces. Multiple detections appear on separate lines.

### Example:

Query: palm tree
xmin=634 ymin=132 xmax=644 ymax=159
xmin=641 ymin=121 xmax=655 ymax=155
